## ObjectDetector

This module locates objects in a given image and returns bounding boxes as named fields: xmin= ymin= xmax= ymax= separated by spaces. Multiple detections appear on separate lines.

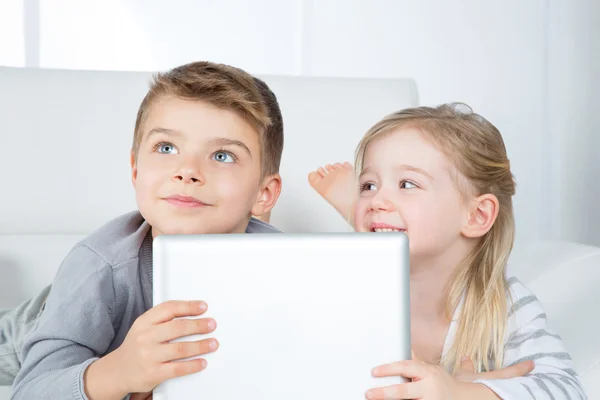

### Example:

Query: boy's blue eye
xmin=213 ymin=151 xmax=235 ymax=163
xmin=157 ymin=143 xmax=178 ymax=154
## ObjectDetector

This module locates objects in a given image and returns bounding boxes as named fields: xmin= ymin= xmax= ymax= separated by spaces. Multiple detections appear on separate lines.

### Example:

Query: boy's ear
xmin=130 ymin=150 xmax=138 ymax=188
xmin=251 ymin=173 xmax=282 ymax=217
xmin=461 ymin=193 xmax=499 ymax=238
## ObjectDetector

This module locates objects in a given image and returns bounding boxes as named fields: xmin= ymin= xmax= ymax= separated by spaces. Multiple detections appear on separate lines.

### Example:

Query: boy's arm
xmin=10 ymin=244 xmax=119 ymax=400
xmin=473 ymin=281 xmax=587 ymax=399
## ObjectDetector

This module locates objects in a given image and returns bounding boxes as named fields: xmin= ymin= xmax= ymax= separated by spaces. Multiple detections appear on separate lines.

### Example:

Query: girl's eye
xmin=213 ymin=151 xmax=236 ymax=163
xmin=400 ymin=180 xmax=417 ymax=189
xmin=360 ymin=182 xmax=378 ymax=192
xmin=157 ymin=142 xmax=178 ymax=154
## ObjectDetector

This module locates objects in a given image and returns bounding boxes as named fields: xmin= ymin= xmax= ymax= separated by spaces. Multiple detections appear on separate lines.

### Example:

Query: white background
xmin=1 ymin=0 xmax=598 ymax=246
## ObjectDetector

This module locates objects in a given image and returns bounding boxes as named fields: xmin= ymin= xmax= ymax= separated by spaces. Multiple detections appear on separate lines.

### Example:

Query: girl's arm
xmin=473 ymin=277 xmax=587 ymax=399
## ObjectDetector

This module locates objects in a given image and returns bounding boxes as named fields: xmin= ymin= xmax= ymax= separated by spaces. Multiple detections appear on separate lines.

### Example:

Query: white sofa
xmin=508 ymin=242 xmax=600 ymax=398
xmin=0 ymin=66 xmax=597 ymax=398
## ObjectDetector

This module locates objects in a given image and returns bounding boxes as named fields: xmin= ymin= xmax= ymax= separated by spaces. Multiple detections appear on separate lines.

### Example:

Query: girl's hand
xmin=365 ymin=353 xmax=502 ymax=400
xmin=454 ymin=356 xmax=535 ymax=382
xmin=366 ymin=357 xmax=462 ymax=399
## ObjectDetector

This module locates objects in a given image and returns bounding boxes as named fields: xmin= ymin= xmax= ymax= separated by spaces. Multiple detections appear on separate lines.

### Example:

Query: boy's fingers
xmin=154 ymin=317 xmax=217 ymax=342
xmin=158 ymin=338 xmax=219 ymax=362
xmin=163 ymin=358 xmax=208 ymax=380
xmin=478 ymin=360 xmax=535 ymax=380
xmin=143 ymin=300 xmax=208 ymax=325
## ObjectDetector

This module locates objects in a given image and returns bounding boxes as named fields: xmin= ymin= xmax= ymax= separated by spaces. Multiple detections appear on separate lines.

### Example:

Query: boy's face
xmin=131 ymin=96 xmax=279 ymax=236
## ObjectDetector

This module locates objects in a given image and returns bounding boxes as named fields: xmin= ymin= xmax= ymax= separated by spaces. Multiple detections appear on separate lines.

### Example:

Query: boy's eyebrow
xmin=145 ymin=129 xmax=252 ymax=157
xmin=146 ymin=127 xmax=180 ymax=138
xmin=208 ymin=138 xmax=252 ymax=157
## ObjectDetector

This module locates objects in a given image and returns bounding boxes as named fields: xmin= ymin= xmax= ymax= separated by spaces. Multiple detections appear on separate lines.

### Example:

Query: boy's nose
xmin=173 ymin=162 xmax=205 ymax=185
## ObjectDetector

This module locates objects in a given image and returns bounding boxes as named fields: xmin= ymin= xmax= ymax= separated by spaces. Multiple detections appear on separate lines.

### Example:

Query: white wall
xmin=548 ymin=0 xmax=600 ymax=246
xmin=305 ymin=0 xmax=548 ymax=247
xmin=1 ymin=0 xmax=598 ymax=246
xmin=36 ymin=0 xmax=303 ymax=75
xmin=0 ymin=1 xmax=24 ymax=66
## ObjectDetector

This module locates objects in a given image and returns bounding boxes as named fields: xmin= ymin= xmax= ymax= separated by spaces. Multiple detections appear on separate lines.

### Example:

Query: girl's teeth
xmin=373 ymin=228 xmax=402 ymax=233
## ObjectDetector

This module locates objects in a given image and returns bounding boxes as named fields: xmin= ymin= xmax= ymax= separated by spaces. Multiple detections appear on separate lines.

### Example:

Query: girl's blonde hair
xmin=355 ymin=103 xmax=516 ymax=373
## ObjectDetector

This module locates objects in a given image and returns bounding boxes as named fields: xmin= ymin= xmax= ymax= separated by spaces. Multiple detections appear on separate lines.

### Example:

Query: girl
xmin=309 ymin=103 xmax=586 ymax=399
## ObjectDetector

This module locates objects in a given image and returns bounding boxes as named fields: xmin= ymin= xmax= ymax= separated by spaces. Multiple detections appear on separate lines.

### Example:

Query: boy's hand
xmin=113 ymin=300 xmax=218 ymax=395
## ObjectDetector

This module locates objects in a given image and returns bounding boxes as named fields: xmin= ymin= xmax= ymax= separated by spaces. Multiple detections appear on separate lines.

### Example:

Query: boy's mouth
xmin=164 ymin=194 xmax=209 ymax=208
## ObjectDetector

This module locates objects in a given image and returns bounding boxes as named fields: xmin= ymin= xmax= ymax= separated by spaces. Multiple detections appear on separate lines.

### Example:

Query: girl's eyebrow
xmin=360 ymin=165 xmax=434 ymax=181
xmin=359 ymin=167 xmax=372 ymax=180
xmin=395 ymin=164 xmax=435 ymax=181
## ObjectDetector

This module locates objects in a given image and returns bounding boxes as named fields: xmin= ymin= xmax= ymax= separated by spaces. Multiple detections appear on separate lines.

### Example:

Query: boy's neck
xmin=149 ymin=218 xmax=253 ymax=238
xmin=409 ymin=241 xmax=474 ymax=322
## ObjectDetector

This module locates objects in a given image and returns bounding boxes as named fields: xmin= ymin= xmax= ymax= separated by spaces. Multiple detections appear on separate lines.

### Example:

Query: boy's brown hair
xmin=132 ymin=61 xmax=284 ymax=177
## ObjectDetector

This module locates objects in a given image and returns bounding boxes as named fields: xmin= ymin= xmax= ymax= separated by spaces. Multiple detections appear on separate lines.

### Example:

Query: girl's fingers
xmin=372 ymin=360 xmax=429 ymax=379
xmin=366 ymin=381 xmax=424 ymax=400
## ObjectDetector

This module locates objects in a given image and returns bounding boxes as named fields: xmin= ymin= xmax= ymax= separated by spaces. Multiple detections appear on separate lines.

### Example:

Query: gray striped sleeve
xmin=531 ymin=376 xmax=556 ymax=400
xmin=472 ymin=277 xmax=587 ymax=399
xmin=506 ymin=328 xmax=562 ymax=350
xmin=511 ymin=352 xmax=572 ymax=365
xmin=507 ymin=295 xmax=537 ymax=317
xmin=521 ymin=383 xmax=536 ymax=398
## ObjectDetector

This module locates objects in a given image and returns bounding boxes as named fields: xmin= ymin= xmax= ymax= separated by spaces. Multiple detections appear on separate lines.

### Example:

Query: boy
xmin=6 ymin=61 xmax=284 ymax=400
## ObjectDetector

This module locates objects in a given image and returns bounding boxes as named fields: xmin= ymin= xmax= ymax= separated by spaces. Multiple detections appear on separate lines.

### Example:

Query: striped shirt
xmin=443 ymin=276 xmax=587 ymax=399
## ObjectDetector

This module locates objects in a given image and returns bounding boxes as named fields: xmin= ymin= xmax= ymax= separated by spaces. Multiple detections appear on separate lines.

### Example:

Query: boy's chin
xmin=151 ymin=221 xmax=247 ymax=236
xmin=151 ymin=224 xmax=213 ymax=236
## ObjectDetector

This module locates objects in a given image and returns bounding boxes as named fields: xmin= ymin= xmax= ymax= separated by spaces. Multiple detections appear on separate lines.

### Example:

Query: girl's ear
xmin=461 ymin=194 xmax=499 ymax=238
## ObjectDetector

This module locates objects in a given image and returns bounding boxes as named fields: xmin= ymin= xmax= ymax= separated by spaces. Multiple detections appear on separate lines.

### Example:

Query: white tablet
xmin=152 ymin=232 xmax=411 ymax=399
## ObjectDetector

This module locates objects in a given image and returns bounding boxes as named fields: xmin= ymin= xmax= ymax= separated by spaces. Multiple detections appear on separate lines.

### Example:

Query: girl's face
xmin=354 ymin=127 xmax=472 ymax=265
